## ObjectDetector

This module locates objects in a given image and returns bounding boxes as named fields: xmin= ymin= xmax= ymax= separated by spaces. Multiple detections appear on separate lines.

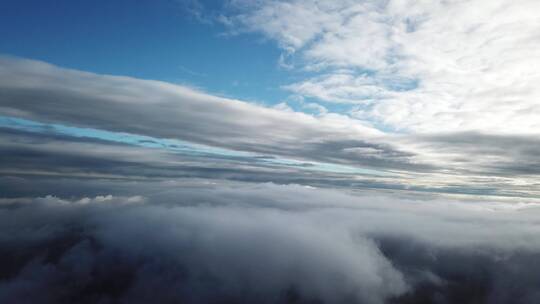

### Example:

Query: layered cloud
xmin=1 ymin=56 xmax=540 ymax=197
xmin=0 ymin=57 xmax=406 ymax=170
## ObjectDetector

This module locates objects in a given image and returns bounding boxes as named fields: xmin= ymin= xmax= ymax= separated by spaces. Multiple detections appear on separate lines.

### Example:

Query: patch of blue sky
xmin=0 ymin=1 xmax=291 ymax=107
xmin=383 ymin=77 xmax=419 ymax=92
xmin=0 ymin=115 xmax=391 ymax=177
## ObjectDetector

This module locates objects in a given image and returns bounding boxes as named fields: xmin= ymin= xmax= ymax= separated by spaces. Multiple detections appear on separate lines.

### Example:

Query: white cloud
xmin=284 ymin=72 xmax=392 ymax=103
xmin=230 ymin=0 xmax=540 ymax=134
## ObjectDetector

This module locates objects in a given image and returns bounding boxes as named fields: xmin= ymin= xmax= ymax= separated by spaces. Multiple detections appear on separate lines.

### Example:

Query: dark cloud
xmin=259 ymin=138 xmax=432 ymax=173
xmin=1 ymin=183 xmax=540 ymax=304
xmin=0 ymin=127 xmax=392 ymax=197
xmin=382 ymin=237 xmax=540 ymax=304
xmin=1 ymin=128 xmax=520 ymax=198
xmin=416 ymin=132 xmax=540 ymax=176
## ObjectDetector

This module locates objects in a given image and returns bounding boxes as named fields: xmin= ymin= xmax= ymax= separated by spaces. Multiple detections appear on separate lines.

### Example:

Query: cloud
xmin=411 ymin=132 xmax=540 ymax=177
xmin=284 ymin=72 xmax=389 ymax=104
xmin=7 ymin=124 xmax=537 ymax=199
xmin=1 ymin=182 xmax=540 ymax=303
xmin=2 ymin=3 xmax=540 ymax=303
xmin=228 ymin=0 xmax=540 ymax=134
xmin=0 ymin=56 xmax=410 ymax=171
xmin=0 ymin=127 xmax=419 ymax=198
xmin=2 ymin=56 xmax=540 ymax=197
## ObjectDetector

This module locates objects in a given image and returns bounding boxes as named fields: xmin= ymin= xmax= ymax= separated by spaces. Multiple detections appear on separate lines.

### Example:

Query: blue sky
xmin=0 ymin=0 xmax=290 ymax=105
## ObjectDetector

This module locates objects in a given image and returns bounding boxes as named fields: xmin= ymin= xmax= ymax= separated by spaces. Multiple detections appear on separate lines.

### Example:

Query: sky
xmin=0 ymin=0 xmax=291 ymax=104
xmin=2 ymin=0 xmax=540 ymax=303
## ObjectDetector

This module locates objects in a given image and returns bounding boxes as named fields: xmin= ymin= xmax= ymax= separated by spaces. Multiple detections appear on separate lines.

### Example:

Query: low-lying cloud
xmin=2 ymin=183 xmax=540 ymax=304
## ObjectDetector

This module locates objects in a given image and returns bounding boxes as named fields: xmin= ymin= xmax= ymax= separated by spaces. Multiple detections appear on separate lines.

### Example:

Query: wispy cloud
xmin=225 ymin=0 xmax=540 ymax=134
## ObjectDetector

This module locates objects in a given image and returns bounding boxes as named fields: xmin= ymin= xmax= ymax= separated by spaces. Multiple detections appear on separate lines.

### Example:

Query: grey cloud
xmin=294 ymin=139 xmax=429 ymax=171
xmin=0 ymin=56 xmax=420 ymax=172
xmin=0 ymin=128 xmax=397 ymax=196
xmin=1 ymin=183 xmax=540 ymax=303
xmin=415 ymin=132 xmax=540 ymax=176
xmin=0 ymin=128 xmax=364 ymax=186
xmin=3 ymin=127 xmax=526 ymax=198
xmin=3 ymin=56 xmax=540 ymax=196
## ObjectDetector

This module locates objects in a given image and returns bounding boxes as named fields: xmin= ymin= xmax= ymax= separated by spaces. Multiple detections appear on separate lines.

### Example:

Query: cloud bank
xmin=1 ymin=183 xmax=540 ymax=304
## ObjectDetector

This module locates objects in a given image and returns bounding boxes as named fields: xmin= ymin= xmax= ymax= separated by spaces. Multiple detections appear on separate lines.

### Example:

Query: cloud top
xmin=2 ymin=183 xmax=540 ymax=303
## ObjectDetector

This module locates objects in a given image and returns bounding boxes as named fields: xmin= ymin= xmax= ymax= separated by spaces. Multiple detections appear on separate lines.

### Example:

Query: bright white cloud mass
xmin=1 ymin=0 xmax=540 ymax=303
xmin=228 ymin=0 xmax=540 ymax=133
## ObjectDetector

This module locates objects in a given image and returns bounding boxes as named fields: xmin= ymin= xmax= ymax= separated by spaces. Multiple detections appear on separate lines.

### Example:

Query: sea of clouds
xmin=2 ymin=182 xmax=540 ymax=304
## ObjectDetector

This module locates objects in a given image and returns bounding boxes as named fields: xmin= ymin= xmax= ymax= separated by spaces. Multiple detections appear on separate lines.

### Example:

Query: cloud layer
xmin=2 ymin=182 xmax=540 ymax=304
xmin=2 ymin=56 xmax=540 ymax=197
